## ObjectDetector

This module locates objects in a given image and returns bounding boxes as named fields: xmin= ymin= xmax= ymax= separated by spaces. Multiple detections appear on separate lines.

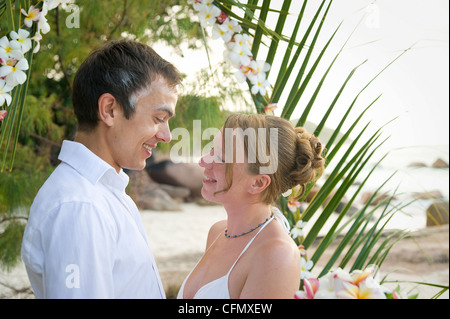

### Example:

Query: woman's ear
xmin=249 ymin=174 xmax=271 ymax=195
xmin=98 ymin=93 xmax=118 ymax=127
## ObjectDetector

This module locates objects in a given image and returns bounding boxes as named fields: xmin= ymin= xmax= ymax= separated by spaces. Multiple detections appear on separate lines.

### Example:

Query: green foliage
xmin=0 ymin=221 xmax=25 ymax=271
xmin=0 ymin=144 xmax=52 ymax=270
xmin=20 ymin=94 xmax=67 ymax=144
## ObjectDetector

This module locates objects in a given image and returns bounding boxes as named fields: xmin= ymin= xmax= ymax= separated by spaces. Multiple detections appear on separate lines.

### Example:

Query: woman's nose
xmin=199 ymin=154 xmax=213 ymax=168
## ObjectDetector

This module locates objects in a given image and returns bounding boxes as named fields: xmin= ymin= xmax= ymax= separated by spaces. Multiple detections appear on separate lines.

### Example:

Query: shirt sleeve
xmin=39 ymin=201 xmax=117 ymax=298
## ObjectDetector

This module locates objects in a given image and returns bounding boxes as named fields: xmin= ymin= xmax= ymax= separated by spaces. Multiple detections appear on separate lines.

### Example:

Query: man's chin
xmin=124 ymin=161 xmax=148 ymax=172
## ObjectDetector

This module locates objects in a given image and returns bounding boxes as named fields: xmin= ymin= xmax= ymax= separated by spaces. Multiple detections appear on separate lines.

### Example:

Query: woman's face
xmin=198 ymin=129 xmax=254 ymax=204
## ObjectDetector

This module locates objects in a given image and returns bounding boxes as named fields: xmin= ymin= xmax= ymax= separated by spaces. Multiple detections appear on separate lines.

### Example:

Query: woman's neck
xmin=223 ymin=201 xmax=272 ymax=237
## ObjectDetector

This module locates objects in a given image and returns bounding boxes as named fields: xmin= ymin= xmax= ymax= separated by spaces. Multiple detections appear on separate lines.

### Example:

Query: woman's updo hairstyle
xmin=221 ymin=113 xmax=325 ymax=204
xmin=287 ymin=126 xmax=325 ymax=198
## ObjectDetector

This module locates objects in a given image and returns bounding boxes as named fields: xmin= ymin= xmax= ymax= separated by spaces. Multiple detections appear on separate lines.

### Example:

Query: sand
xmin=1 ymin=202 xmax=448 ymax=299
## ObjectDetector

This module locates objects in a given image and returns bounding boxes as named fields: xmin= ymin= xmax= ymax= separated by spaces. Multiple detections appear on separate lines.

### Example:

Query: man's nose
xmin=156 ymin=123 xmax=172 ymax=143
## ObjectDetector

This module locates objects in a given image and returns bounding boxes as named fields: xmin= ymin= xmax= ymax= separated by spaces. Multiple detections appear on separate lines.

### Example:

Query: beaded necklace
xmin=224 ymin=214 xmax=274 ymax=238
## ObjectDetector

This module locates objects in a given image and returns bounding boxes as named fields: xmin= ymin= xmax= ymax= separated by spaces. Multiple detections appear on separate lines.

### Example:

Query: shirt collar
xmin=58 ymin=140 xmax=129 ymax=192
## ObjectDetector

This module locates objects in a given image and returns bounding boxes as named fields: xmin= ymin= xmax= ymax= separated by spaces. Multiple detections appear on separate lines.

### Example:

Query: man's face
xmin=108 ymin=76 xmax=177 ymax=172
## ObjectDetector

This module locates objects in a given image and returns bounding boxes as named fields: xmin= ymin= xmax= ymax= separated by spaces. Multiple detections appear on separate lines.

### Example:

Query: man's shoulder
xmin=30 ymin=162 xmax=103 ymax=221
xmin=37 ymin=162 xmax=95 ymax=200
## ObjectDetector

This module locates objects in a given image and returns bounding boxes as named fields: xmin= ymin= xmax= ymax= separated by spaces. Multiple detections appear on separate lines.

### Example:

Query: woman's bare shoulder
xmin=205 ymin=219 xmax=227 ymax=250
xmin=240 ymin=230 xmax=301 ymax=298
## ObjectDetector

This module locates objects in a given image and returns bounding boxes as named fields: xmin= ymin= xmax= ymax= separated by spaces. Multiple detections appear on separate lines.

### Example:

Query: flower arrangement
xmin=294 ymin=265 xmax=415 ymax=299
xmin=0 ymin=0 xmax=68 ymax=119
xmin=188 ymin=0 xmax=272 ymax=101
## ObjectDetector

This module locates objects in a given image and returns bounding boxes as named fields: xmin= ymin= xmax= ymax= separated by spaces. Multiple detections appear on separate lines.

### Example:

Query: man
xmin=21 ymin=40 xmax=183 ymax=298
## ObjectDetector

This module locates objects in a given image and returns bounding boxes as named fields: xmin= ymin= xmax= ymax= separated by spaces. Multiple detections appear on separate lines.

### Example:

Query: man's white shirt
xmin=21 ymin=140 xmax=165 ymax=298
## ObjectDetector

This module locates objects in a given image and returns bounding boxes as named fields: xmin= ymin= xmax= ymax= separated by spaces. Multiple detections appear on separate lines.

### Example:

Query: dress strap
xmin=226 ymin=215 xmax=274 ymax=276
xmin=271 ymin=206 xmax=291 ymax=234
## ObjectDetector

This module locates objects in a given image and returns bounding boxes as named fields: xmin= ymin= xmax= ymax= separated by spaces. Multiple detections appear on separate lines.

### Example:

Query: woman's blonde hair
xmin=219 ymin=113 xmax=325 ymax=204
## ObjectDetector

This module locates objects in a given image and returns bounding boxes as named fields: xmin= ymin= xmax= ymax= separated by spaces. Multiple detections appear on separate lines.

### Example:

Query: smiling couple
xmin=21 ymin=40 xmax=325 ymax=299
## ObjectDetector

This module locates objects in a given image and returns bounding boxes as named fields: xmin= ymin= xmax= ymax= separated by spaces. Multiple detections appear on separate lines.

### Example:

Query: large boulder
xmin=412 ymin=190 xmax=443 ymax=200
xmin=408 ymin=162 xmax=427 ymax=168
xmin=147 ymin=160 xmax=204 ymax=199
xmin=137 ymin=186 xmax=182 ymax=211
xmin=426 ymin=202 xmax=449 ymax=227
xmin=304 ymin=185 xmax=358 ymax=215
xmin=360 ymin=191 xmax=395 ymax=206
xmin=126 ymin=170 xmax=184 ymax=211
xmin=432 ymin=158 xmax=449 ymax=169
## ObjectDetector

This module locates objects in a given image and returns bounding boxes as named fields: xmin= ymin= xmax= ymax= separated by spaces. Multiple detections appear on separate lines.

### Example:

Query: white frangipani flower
xmin=10 ymin=29 xmax=32 ymax=54
xmin=250 ymin=72 xmax=270 ymax=95
xmin=212 ymin=24 xmax=232 ymax=42
xmin=227 ymin=34 xmax=253 ymax=67
xmin=0 ymin=79 xmax=13 ymax=106
xmin=38 ymin=13 xmax=51 ymax=35
xmin=219 ymin=18 xmax=242 ymax=36
xmin=21 ymin=5 xmax=40 ymax=28
xmin=290 ymin=220 xmax=307 ymax=238
xmin=44 ymin=0 xmax=69 ymax=11
xmin=0 ymin=36 xmax=24 ymax=60
xmin=234 ymin=64 xmax=251 ymax=83
xmin=196 ymin=0 xmax=214 ymax=10
xmin=32 ymin=33 xmax=43 ymax=54
xmin=198 ymin=5 xmax=221 ymax=27
xmin=0 ymin=58 xmax=29 ymax=87
xmin=300 ymin=257 xmax=314 ymax=279
xmin=248 ymin=60 xmax=271 ymax=82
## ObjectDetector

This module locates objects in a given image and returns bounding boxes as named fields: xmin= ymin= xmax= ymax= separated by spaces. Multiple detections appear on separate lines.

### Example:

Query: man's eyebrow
xmin=156 ymin=106 xmax=175 ymax=118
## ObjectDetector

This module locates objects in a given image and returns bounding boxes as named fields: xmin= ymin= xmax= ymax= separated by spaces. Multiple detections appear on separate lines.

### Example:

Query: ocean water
xmin=325 ymin=144 xmax=449 ymax=231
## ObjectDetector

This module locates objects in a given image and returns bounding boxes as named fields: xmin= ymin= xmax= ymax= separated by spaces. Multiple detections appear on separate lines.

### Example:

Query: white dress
xmin=177 ymin=208 xmax=290 ymax=299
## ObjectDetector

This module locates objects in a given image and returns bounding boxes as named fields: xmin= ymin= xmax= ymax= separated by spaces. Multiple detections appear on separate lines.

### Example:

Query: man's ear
xmin=249 ymin=174 xmax=271 ymax=195
xmin=98 ymin=93 xmax=119 ymax=127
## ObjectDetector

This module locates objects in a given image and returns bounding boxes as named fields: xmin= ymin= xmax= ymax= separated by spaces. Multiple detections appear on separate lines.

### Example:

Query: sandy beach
xmin=1 ymin=202 xmax=448 ymax=299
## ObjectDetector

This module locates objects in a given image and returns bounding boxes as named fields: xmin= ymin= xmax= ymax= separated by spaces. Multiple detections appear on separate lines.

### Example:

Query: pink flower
xmin=298 ymin=245 xmax=306 ymax=256
xmin=217 ymin=11 xmax=228 ymax=24
xmin=265 ymin=103 xmax=277 ymax=114
xmin=0 ymin=110 xmax=7 ymax=121
xmin=21 ymin=5 xmax=40 ymax=28
xmin=294 ymin=278 xmax=319 ymax=299
xmin=287 ymin=200 xmax=302 ymax=213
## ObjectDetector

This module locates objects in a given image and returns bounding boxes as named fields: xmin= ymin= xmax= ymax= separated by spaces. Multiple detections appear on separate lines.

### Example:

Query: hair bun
xmin=287 ymin=127 xmax=325 ymax=198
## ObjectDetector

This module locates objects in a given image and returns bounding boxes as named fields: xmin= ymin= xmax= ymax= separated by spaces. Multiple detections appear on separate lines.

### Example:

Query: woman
xmin=177 ymin=114 xmax=325 ymax=299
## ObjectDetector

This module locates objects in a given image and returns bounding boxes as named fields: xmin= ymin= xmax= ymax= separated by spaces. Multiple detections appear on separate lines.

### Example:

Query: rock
xmin=360 ymin=192 xmax=395 ymax=206
xmin=148 ymin=160 xmax=204 ymax=199
xmin=304 ymin=185 xmax=320 ymax=202
xmin=126 ymin=170 xmax=182 ymax=211
xmin=159 ymin=184 xmax=191 ymax=202
xmin=126 ymin=170 xmax=156 ymax=196
xmin=408 ymin=162 xmax=427 ymax=168
xmin=426 ymin=202 xmax=449 ymax=226
xmin=322 ymin=190 xmax=347 ymax=213
xmin=432 ymin=158 xmax=449 ymax=169
xmin=138 ymin=187 xmax=182 ymax=211
xmin=305 ymin=186 xmax=357 ymax=215
xmin=412 ymin=190 xmax=443 ymax=200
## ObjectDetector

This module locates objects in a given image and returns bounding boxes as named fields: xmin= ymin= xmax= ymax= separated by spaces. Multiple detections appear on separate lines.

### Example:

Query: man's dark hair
xmin=72 ymin=39 xmax=183 ymax=131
